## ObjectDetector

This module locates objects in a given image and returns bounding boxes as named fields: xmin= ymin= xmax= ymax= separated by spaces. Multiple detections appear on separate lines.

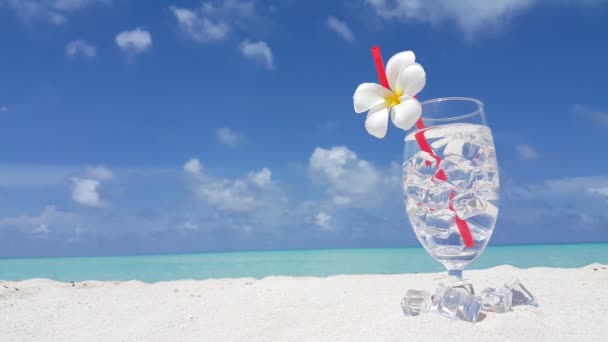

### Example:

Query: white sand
xmin=2 ymin=264 xmax=607 ymax=341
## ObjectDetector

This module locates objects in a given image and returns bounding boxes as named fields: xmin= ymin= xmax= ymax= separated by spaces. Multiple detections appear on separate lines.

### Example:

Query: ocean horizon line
xmin=2 ymin=241 xmax=607 ymax=261
xmin=2 ymin=243 xmax=607 ymax=282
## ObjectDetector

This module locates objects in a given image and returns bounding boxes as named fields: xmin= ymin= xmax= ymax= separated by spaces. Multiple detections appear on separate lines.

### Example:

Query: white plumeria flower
xmin=353 ymin=51 xmax=426 ymax=138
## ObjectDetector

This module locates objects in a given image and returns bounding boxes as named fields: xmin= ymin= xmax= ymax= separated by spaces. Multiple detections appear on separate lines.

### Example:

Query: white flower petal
xmin=397 ymin=63 xmax=426 ymax=96
xmin=365 ymin=105 xmax=390 ymax=138
xmin=385 ymin=51 xmax=415 ymax=91
xmin=391 ymin=97 xmax=422 ymax=130
xmin=353 ymin=83 xmax=391 ymax=113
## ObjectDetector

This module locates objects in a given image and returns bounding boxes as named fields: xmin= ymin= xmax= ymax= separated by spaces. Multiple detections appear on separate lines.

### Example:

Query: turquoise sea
xmin=1 ymin=243 xmax=607 ymax=283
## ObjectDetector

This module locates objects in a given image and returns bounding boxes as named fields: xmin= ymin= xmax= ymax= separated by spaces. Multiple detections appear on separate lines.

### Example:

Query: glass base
xmin=447 ymin=269 xmax=463 ymax=281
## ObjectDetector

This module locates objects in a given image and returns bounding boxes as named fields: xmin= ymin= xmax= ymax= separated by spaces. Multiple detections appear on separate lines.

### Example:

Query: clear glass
xmin=403 ymin=97 xmax=499 ymax=280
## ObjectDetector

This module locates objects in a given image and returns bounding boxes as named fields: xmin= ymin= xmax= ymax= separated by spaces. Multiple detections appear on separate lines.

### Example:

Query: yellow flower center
xmin=384 ymin=89 xmax=403 ymax=107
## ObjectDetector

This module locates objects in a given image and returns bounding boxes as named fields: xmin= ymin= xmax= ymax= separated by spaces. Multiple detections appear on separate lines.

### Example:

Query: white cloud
xmin=69 ymin=166 xmax=113 ymax=207
xmin=509 ymin=176 xmax=608 ymax=199
xmin=71 ymin=178 xmax=104 ymax=207
xmin=0 ymin=205 xmax=76 ymax=235
xmin=66 ymin=40 xmax=96 ymax=58
xmin=184 ymin=158 xmax=203 ymax=175
xmin=515 ymin=144 xmax=540 ymax=160
xmin=573 ymin=104 xmax=608 ymax=127
xmin=315 ymin=212 xmax=333 ymax=231
xmin=168 ymin=1 xmax=275 ymax=69
xmin=198 ymin=0 xmax=257 ymax=18
xmin=168 ymin=1 xmax=266 ymax=43
xmin=169 ymin=6 xmax=230 ymax=43
xmin=502 ymin=176 xmax=608 ymax=233
xmin=178 ymin=220 xmax=199 ymax=231
xmin=588 ymin=186 xmax=608 ymax=200
xmin=199 ymin=170 xmax=283 ymax=212
xmin=31 ymin=223 xmax=50 ymax=234
xmin=248 ymin=168 xmax=271 ymax=187
xmin=198 ymin=179 xmax=257 ymax=212
xmin=183 ymin=158 xmax=287 ymax=213
xmin=309 ymin=146 xmax=389 ymax=207
xmin=115 ymin=28 xmax=152 ymax=53
xmin=365 ymin=0 xmax=607 ymax=37
xmin=216 ymin=127 xmax=244 ymax=147
xmin=2 ymin=0 xmax=110 ymax=24
xmin=332 ymin=195 xmax=352 ymax=206
xmin=239 ymin=39 xmax=274 ymax=69
xmin=85 ymin=165 xmax=114 ymax=180
xmin=326 ymin=16 xmax=355 ymax=43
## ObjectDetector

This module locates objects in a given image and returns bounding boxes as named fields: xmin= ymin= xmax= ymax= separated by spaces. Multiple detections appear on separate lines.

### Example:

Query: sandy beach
xmin=1 ymin=264 xmax=607 ymax=341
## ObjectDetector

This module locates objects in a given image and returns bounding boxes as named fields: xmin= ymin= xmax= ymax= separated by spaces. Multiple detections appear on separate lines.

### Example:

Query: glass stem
xmin=448 ymin=269 xmax=463 ymax=281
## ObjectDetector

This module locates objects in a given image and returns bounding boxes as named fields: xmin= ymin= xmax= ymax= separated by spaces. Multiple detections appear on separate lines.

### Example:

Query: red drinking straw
xmin=370 ymin=46 xmax=475 ymax=248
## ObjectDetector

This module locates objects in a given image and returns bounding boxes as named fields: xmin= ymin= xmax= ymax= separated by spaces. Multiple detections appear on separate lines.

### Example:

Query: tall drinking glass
xmin=403 ymin=97 xmax=499 ymax=281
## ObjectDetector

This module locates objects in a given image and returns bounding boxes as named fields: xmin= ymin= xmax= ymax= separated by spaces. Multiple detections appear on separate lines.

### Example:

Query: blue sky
xmin=1 ymin=0 xmax=607 ymax=257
